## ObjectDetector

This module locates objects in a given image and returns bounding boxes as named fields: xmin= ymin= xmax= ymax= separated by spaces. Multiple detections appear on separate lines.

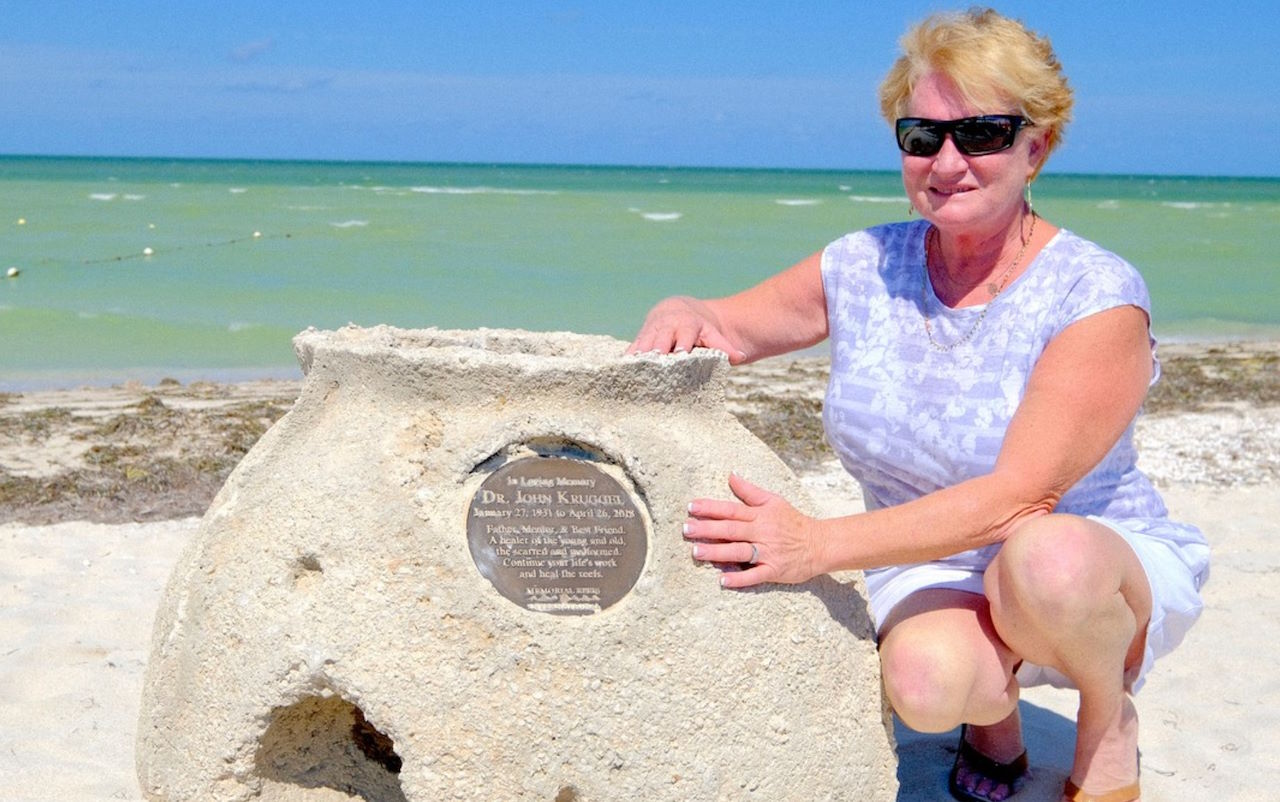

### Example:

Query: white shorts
xmin=865 ymin=516 xmax=1210 ymax=693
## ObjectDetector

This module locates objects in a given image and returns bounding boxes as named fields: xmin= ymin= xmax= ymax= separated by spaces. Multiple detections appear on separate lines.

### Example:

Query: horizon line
xmin=2 ymin=152 xmax=1276 ymax=183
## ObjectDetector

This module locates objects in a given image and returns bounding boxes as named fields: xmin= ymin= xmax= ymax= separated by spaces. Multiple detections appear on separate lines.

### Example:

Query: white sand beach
xmin=2 ymin=343 xmax=1277 ymax=801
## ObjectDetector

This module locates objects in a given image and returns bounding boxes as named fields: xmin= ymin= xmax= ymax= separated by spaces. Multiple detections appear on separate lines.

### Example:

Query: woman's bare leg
xmin=878 ymin=588 xmax=1027 ymax=799
xmin=879 ymin=588 xmax=1022 ymax=731
xmin=985 ymin=514 xmax=1151 ymax=799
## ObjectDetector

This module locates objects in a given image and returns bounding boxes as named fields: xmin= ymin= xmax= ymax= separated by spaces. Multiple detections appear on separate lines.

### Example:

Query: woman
xmin=628 ymin=9 xmax=1208 ymax=802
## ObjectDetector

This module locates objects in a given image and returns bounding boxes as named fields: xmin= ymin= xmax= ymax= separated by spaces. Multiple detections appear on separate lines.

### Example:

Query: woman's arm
xmin=685 ymin=304 xmax=1154 ymax=586
xmin=627 ymin=251 xmax=828 ymax=364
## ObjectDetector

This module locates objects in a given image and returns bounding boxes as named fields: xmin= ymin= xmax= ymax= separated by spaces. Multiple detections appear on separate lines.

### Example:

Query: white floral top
xmin=820 ymin=220 xmax=1207 ymax=579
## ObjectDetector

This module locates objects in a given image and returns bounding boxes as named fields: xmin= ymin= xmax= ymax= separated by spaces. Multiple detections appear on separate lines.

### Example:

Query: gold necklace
xmin=922 ymin=213 xmax=1037 ymax=352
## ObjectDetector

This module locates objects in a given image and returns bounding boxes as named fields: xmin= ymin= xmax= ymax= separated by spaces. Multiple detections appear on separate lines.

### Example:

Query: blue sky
xmin=3 ymin=1 xmax=1277 ymax=176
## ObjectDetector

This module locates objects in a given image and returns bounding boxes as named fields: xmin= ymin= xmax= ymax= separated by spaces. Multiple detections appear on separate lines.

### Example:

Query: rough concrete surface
xmin=136 ymin=326 xmax=897 ymax=801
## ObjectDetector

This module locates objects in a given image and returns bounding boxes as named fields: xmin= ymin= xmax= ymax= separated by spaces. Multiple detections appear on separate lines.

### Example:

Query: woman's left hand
xmin=683 ymin=473 xmax=824 ymax=588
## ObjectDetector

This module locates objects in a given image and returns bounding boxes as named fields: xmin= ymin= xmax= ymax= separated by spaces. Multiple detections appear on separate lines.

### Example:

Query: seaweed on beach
xmin=0 ymin=406 xmax=75 ymax=441
xmin=0 ymin=459 xmax=227 ymax=524
xmin=1147 ymin=347 xmax=1280 ymax=413
xmin=0 ymin=392 xmax=294 ymax=525
xmin=733 ymin=393 xmax=832 ymax=472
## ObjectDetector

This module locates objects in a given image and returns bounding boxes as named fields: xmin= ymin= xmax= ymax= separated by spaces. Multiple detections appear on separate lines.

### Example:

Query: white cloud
xmin=230 ymin=37 xmax=275 ymax=63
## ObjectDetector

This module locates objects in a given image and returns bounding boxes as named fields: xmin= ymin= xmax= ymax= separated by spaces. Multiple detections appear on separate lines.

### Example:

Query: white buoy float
xmin=6 ymin=266 xmax=19 ymax=278
xmin=143 ymin=247 xmax=155 ymax=257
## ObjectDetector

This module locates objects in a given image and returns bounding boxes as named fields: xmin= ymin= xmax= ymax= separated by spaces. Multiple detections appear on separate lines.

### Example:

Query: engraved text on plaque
xmin=466 ymin=456 xmax=648 ymax=615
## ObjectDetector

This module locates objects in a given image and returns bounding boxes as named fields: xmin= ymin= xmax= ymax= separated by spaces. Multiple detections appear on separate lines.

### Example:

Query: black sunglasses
xmin=895 ymin=114 xmax=1032 ymax=157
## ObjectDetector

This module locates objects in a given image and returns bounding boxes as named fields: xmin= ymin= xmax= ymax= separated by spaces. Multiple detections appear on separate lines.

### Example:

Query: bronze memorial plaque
xmin=467 ymin=456 xmax=648 ymax=615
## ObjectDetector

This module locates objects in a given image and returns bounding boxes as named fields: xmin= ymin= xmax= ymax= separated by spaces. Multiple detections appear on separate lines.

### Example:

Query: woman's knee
xmin=878 ymin=592 xmax=1016 ymax=732
xmin=880 ymin=634 xmax=974 ymax=731
xmin=986 ymin=515 xmax=1137 ymax=630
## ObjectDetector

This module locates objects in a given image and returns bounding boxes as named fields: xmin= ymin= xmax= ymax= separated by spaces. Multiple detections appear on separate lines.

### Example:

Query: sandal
xmin=1062 ymin=779 xmax=1140 ymax=802
xmin=948 ymin=724 xmax=1030 ymax=802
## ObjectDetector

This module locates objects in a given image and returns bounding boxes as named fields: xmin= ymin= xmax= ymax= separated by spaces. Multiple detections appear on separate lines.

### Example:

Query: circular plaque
xmin=466 ymin=457 xmax=648 ymax=615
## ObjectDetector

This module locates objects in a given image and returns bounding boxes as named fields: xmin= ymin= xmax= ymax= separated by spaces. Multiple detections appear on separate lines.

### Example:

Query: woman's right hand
xmin=627 ymin=250 xmax=827 ymax=365
xmin=625 ymin=295 xmax=749 ymax=364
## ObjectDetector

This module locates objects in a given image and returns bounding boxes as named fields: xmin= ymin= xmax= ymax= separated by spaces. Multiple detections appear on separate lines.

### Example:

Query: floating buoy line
xmin=7 ymin=219 xmax=355 ymax=276
xmin=79 ymin=229 xmax=284 ymax=265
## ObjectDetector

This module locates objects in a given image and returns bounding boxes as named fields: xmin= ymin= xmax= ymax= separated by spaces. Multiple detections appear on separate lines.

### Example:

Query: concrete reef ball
xmin=137 ymin=325 xmax=897 ymax=802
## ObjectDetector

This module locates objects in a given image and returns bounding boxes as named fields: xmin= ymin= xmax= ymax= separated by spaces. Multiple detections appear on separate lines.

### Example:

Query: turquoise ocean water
xmin=2 ymin=156 xmax=1277 ymax=390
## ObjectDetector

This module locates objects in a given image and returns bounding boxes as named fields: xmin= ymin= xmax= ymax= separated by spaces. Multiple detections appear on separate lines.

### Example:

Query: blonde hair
xmin=879 ymin=7 xmax=1073 ymax=174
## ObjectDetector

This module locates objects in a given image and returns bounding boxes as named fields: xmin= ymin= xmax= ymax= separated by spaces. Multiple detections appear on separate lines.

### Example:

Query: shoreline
xmin=4 ymin=332 xmax=1279 ymax=396
xmin=0 ymin=365 xmax=306 ymax=395
xmin=2 ymin=339 xmax=1278 ymax=526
